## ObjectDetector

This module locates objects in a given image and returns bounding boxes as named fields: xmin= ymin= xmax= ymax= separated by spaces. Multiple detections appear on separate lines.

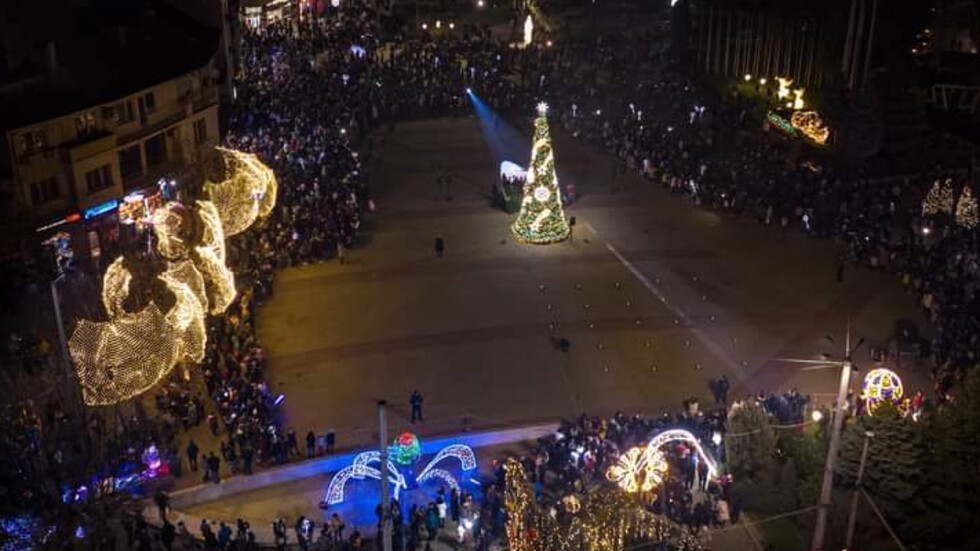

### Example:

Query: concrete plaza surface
xmin=258 ymin=116 xmax=926 ymax=445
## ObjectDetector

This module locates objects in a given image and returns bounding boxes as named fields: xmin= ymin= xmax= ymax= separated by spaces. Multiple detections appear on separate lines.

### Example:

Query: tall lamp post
xmin=776 ymin=323 xmax=864 ymax=551
xmin=378 ymin=400 xmax=393 ymax=551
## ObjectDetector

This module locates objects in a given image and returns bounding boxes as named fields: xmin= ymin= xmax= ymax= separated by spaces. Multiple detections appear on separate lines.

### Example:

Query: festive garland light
xmin=69 ymin=148 xmax=277 ymax=406
xmin=790 ymin=111 xmax=829 ymax=145
xmin=511 ymin=104 xmax=571 ymax=244
xmin=606 ymin=446 xmax=669 ymax=494
xmin=956 ymin=185 xmax=978 ymax=229
xmin=923 ymin=179 xmax=955 ymax=216
xmin=862 ymin=368 xmax=904 ymax=415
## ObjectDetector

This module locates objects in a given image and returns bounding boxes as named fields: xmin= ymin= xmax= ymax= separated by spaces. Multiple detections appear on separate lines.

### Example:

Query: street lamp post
xmin=845 ymin=430 xmax=874 ymax=550
xmin=378 ymin=400 xmax=392 ymax=551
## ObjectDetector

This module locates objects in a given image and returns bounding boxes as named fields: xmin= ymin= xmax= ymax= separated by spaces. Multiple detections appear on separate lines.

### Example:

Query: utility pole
xmin=378 ymin=400 xmax=393 ymax=551
xmin=811 ymin=325 xmax=859 ymax=551
xmin=845 ymin=431 xmax=874 ymax=550
xmin=775 ymin=322 xmax=864 ymax=551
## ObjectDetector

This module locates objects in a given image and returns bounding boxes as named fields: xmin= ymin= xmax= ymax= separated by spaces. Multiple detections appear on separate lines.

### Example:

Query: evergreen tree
xmin=920 ymin=370 xmax=980 ymax=548
xmin=838 ymin=403 xmax=926 ymax=524
xmin=511 ymin=103 xmax=571 ymax=244
xmin=724 ymin=401 xmax=776 ymax=479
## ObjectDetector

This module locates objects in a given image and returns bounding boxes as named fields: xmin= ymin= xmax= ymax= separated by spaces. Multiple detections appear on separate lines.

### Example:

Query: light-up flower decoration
xmin=322 ymin=437 xmax=477 ymax=507
xmin=606 ymin=446 xmax=669 ymax=494
xmin=862 ymin=368 xmax=904 ymax=415
xmin=390 ymin=432 xmax=422 ymax=466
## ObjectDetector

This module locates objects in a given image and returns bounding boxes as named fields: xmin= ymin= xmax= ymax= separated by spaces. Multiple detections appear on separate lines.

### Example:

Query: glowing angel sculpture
xmin=606 ymin=446 xmax=669 ymax=494
xmin=68 ymin=148 xmax=277 ymax=406
xmin=322 ymin=433 xmax=477 ymax=507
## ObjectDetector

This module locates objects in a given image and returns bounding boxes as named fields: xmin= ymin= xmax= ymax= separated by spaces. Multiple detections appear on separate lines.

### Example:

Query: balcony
xmin=65 ymin=131 xmax=116 ymax=163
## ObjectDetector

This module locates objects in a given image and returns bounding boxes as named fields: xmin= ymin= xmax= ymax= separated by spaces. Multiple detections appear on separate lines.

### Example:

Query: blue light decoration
xmin=322 ymin=436 xmax=477 ymax=507
xmin=83 ymin=199 xmax=119 ymax=220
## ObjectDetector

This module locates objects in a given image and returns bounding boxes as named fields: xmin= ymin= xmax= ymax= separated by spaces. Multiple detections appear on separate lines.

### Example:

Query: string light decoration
xmin=562 ymin=494 xmax=581 ymax=514
xmin=101 ymin=257 xmax=133 ymax=318
xmin=192 ymin=200 xmax=237 ymax=314
xmin=390 ymin=432 xmax=423 ymax=466
xmin=922 ymin=179 xmax=955 ymax=216
xmin=511 ymin=103 xmax=571 ymax=244
xmin=69 ymin=149 xmax=278 ymax=406
xmin=606 ymin=446 xmax=669 ymax=494
xmin=523 ymin=15 xmax=533 ymax=47
xmin=956 ymin=185 xmax=979 ymax=229
xmin=790 ymin=111 xmax=829 ymax=145
xmin=69 ymin=304 xmax=181 ymax=407
xmin=776 ymin=77 xmax=793 ymax=100
xmin=159 ymin=261 xmax=208 ymax=363
xmin=862 ymin=368 xmax=904 ymax=415
xmin=152 ymin=202 xmax=192 ymax=260
xmin=646 ymin=429 xmax=719 ymax=480
xmin=504 ymin=459 xmax=703 ymax=551
xmin=322 ymin=438 xmax=476 ymax=507
xmin=203 ymin=147 xmax=278 ymax=236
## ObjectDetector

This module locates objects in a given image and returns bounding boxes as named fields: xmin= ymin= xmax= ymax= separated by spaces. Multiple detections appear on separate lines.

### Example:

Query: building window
xmin=118 ymin=145 xmax=143 ymax=182
xmin=116 ymin=100 xmax=135 ymax=124
xmin=17 ymin=129 xmax=47 ymax=155
xmin=75 ymin=111 xmax=97 ymax=137
xmin=30 ymin=177 xmax=61 ymax=205
xmin=193 ymin=118 xmax=208 ymax=145
xmin=145 ymin=134 xmax=167 ymax=167
xmin=138 ymin=92 xmax=156 ymax=116
xmin=85 ymin=165 xmax=114 ymax=194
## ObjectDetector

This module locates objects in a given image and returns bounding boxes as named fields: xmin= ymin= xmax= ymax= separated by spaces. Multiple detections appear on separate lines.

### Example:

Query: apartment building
xmin=0 ymin=0 xmax=223 ymax=260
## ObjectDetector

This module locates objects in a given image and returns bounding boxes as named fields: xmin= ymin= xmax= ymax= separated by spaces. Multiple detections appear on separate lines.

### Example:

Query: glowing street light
xmin=744 ymin=74 xmax=752 ymax=82
xmin=811 ymin=409 xmax=824 ymax=422
xmin=422 ymin=23 xmax=428 ymax=30
xmin=759 ymin=77 xmax=768 ymax=85
xmin=477 ymin=0 xmax=485 ymax=6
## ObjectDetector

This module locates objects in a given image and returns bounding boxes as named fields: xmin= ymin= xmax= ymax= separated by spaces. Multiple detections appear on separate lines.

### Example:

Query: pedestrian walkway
xmin=143 ymin=423 xmax=557 ymax=546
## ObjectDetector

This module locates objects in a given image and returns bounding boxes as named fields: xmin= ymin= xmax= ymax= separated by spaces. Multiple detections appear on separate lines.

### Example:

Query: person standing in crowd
xmin=306 ymin=429 xmax=317 ymax=458
xmin=410 ymin=390 xmax=424 ymax=423
xmin=434 ymin=235 xmax=444 ymax=258
xmin=186 ymin=439 xmax=199 ymax=472
xmin=160 ymin=519 xmax=175 ymax=551
xmin=326 ymin=428 xmax=336 ymax=454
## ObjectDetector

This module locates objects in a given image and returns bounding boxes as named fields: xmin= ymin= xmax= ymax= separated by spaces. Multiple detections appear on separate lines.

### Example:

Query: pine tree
xmin=511 ymin=103 xmax=571 ymax=244
xmin=955 ymin=185 xmax=979 ymax=229
xmin=724 ymin=401 xmax=776 ymax=479
xmin=920 ymin=370 xmax=980 ymax=546
xmin=838 ymin=404 xmax=926 ymax=524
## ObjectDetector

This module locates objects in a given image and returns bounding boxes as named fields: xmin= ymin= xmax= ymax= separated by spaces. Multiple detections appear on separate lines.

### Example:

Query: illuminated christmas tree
xmin=511 ymin=103 xmax=571 ymax=244
xmin=922 ymin=179 xmax=954 ymax=216
xmin=956 ymin=185 xmax=978 ymax=229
